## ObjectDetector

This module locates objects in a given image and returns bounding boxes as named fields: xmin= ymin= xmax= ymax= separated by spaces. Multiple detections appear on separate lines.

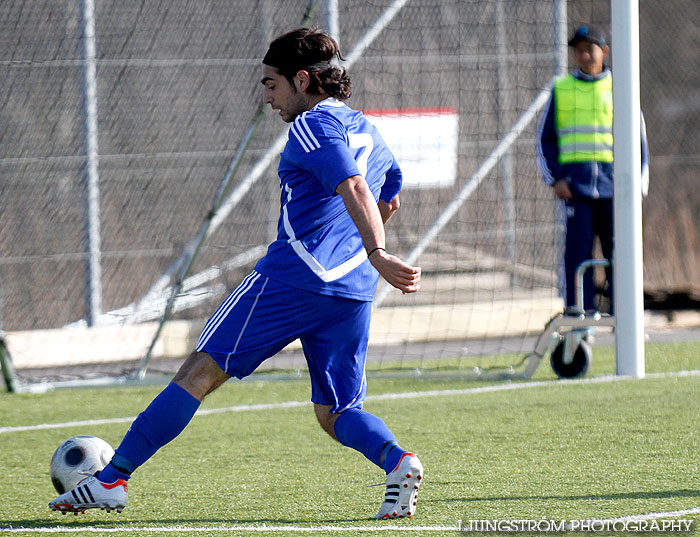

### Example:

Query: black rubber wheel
xmin=550 ymin=338 xmax=592 ymax=379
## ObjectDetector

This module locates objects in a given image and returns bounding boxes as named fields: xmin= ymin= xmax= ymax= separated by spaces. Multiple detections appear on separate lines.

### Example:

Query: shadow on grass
xmin=0 ymin=515 xmax=378 ymax=530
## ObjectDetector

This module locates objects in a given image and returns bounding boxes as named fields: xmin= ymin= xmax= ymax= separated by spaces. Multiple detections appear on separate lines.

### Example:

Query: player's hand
xmin=553 ymin=180 xmax=573 ymax=200
xmin=369 ymin=249 xmax=421 ymax=294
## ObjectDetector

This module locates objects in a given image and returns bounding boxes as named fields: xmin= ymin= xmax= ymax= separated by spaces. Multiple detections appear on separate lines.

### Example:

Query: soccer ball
xmin=50 ymin=435 xmax=114 ymax=494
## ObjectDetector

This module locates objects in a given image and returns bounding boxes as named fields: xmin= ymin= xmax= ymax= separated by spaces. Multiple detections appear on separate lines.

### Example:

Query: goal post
xmin=611 ymin=0 xmax=645 ymax=377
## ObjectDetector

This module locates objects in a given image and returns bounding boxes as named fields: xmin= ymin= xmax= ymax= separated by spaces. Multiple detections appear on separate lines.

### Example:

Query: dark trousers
xmin=563 ymin=198 xmax=614 ymax=311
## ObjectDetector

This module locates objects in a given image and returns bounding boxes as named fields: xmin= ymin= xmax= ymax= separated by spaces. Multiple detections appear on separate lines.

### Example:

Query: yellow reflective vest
xmin=554 ymin=73 xmax=613 ymax=164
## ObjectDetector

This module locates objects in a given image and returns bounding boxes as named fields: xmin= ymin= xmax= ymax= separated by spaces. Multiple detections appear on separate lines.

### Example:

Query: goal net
xmin=1 ymin=0 xmax=564 ymax=390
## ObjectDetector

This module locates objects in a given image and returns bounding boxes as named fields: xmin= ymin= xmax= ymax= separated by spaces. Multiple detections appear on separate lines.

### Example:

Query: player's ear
xmin=295 ymin=70 xmax=310 ymax=90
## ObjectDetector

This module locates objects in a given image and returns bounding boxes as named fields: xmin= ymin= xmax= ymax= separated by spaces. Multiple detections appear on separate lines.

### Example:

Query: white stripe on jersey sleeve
xmin=290 ymin=112 xmax=321 ymax=153
xmin=290 ymin=121 xmax=313 ymax=152
xmin=298 ymin=114 xmax=321 ymax=149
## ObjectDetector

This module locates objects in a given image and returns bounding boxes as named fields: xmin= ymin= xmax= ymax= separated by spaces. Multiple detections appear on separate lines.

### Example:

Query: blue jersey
xmin=254 ymin=98 xmax=402 ymax=301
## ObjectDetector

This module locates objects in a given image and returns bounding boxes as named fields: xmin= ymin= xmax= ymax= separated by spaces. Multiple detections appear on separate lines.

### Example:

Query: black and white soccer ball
xmin=50 ymin=435 xmax=114 ymax=494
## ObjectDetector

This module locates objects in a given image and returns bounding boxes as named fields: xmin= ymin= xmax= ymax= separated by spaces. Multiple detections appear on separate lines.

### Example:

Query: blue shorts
xmin=196 ymin=270 xmax=370 ymax=413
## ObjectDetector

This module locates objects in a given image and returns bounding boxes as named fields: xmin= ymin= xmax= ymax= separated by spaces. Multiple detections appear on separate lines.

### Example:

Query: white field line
xmin=610 ymin=506 xmax=700 ymax=522
xmin=2 ymin=369 xmax=700 ymax=435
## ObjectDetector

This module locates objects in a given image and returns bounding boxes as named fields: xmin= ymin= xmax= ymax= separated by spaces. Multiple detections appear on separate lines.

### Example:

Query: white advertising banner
xmin=364 ymin=107 xmax=459 ymax=189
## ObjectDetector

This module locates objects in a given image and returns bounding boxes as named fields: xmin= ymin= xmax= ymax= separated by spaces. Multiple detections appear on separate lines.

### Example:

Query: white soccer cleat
xmin=49 ymin=474 xmax=128 ymax=515
xmin=375 ymin=452 xmax=423 ymax=520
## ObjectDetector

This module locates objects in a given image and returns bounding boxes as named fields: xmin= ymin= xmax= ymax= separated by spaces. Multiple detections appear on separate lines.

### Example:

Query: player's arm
xmin=378 ymin=195 xmax=400 ymax=224
xmin=378 ymin=154 xmax=402 ymax=223
xmin=336 ymin=176 xmax=420 ymax=294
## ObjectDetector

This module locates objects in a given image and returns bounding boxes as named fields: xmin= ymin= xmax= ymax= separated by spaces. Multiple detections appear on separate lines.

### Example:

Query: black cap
xmin=568 ymin=24 xmax=607 ymax=48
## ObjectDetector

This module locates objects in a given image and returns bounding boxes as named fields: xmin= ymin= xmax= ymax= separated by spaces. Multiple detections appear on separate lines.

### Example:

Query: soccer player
xmin=50 ymin=27 xmax=424 ymax=520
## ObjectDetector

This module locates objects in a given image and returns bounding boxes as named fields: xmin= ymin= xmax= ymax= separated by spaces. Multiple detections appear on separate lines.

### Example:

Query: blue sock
xmin=379 ymin=440 xmax=404 ymax=473
xmin=97 ymin=382 xmax=200 ymax=482
xmin=96 ymin=461 xmax=131 ymax=484
xmin=333 ymin=408 xmax=407 ymax=473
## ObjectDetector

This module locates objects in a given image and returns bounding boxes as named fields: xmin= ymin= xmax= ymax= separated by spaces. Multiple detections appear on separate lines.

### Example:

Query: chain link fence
xmin=0 ymin=0 xmax=697 ymax=381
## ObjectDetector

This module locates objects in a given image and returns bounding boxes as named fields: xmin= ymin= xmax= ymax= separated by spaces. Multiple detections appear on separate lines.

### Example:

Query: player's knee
xmin=314 ymin=404 xmax=339 ymax=440
xmin=173 ymin=351 xmax=229 ymax=401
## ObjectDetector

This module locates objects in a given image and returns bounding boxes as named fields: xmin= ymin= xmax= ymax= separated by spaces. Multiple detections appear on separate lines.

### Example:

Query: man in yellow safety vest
xmin=537 ymin=24 xmax=649 ymax=314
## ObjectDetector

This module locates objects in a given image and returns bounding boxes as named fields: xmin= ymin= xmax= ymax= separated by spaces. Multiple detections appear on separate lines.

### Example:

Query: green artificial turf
xmin=1 ymin=339 xmax=699 ymax=536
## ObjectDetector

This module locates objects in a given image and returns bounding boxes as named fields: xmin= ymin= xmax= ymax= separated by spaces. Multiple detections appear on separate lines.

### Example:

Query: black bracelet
xmin=367 ymin=247 xmax=386 ymax=258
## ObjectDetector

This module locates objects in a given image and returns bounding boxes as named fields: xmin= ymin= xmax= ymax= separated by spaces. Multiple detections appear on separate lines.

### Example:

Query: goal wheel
xmin=550 ymin=338 xmax=592 ymax=379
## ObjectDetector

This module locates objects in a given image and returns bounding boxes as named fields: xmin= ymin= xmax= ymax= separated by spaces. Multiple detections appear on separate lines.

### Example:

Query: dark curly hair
xmin=262 ymin=27 xmax=352 ymax=101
